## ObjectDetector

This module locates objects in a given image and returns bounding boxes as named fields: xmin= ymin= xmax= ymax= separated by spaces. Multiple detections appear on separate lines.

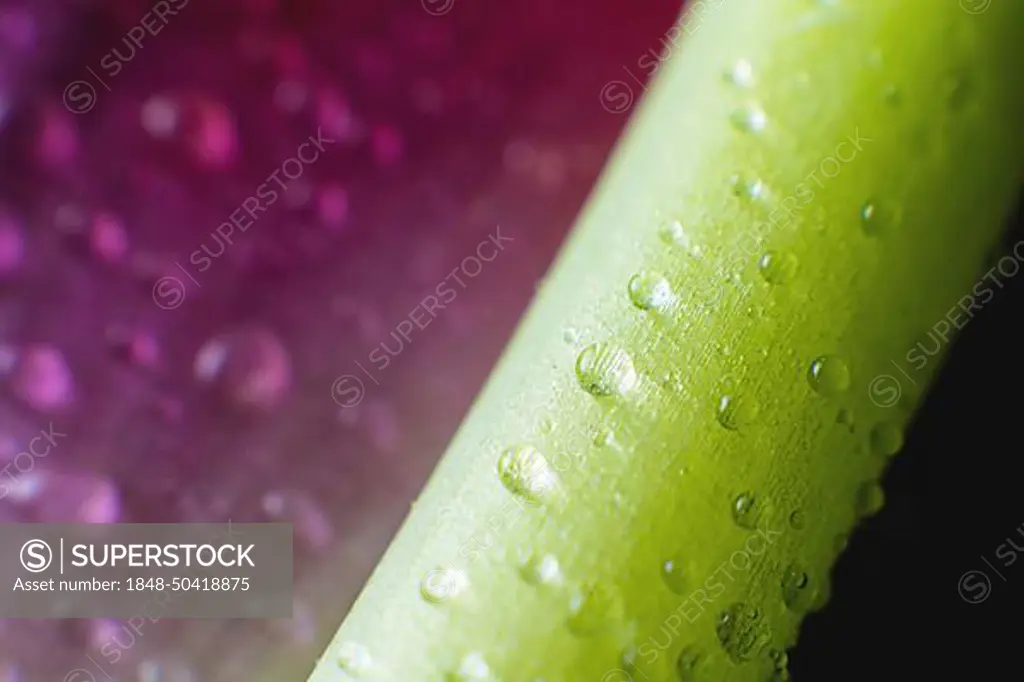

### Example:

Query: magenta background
xmin=0 ymin=0 xmax=682 ymax=679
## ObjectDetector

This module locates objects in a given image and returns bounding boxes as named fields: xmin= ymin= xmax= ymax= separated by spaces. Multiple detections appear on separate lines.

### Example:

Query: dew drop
xmin=781 ymin=563 xmax=813 ymax=612
xmin=807 ymin=356 xmax=851 ymax=396
xmin=726 ymin=59 xmax=755 ymax=88
xmin=716 ymin=603 xmax=769 ymax=663
xmin=628 ymin=271 xmax=675 ymax=311
xmin=336 ymin=641 xmax=372 ymax=676
xmin=661 ymin=558 xmax=687 ymax=594
xmin=520 ymin=552 xmax=562 ymax=586
xmin=567 ymin=582 xmax=622 ymax=636
xmin=451 ymin=652 xmax=494 ymax=682
xmin=869 ymin=421 xmax=903 ymax=457
xmin=420 ymin=566 xmax=469 ymax=603
xmin=757 ymin=251 xmax=797 ymax=284
xmin=730 ymin=174 xmax=766 ymax=200
xmin=716 ymin=394 xmax=758 ymax=431
xmin=575 ymin=344 xmax=639 ymax=396
xmin=788 ymin=509 xmax=806 ymax=530
xmin=855 ymin=481 xmax=885 ymax=518
xmin=860 ymin=200 xmax=899 ymax=235
xmin=732 ymin=492 xmax=761 ymax=529
xmin=730 ymin=105 xmax=767 ymax=133
xmin=860 ymin=202 xmax=877 ymax=232
xmin=658 ymin=219 xmax=702 ymax=256
xmin=676 ymin=646 xmax=701 ymax=681
xmin=659 ymin=218 xmax=686 ymax=245
xmin=497 ymin=445 xmax=560 ymax=504
xmin=193 ymin=328 xmax=292 ymax=411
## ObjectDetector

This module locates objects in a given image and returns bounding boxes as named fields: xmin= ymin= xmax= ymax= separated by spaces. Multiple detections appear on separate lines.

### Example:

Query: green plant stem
xmin=307 ymin=0 xmax=1024 ymax=680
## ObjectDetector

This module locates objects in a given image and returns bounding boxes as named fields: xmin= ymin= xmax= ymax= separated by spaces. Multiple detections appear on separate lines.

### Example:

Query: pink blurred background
xmin=0 ymin=0 xmax=681 ymax=678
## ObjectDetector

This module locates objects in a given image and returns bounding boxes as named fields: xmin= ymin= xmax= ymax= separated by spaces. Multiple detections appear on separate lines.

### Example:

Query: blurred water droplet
xmin=336 ymin=641 xmax=372 ymax=676
xmin=274 ymin=79 xmax=309 ymax=113
xmin=628 ymin=271 xmax=675 ymax=311
xmin=194 ymin=338 xmax=229 ymax=382
xmin=860 ymin=200 xmax=899 ymax=235
xmin=567 ymin=582 xmax=622 ymax=636
xmin=141 ymin=95 xmax=181 ymax=139
xmin=807 ymin=356 xmax=850 ymax=397
xmin=716 ymin=603 xmax=770 ymax=663
xmin=781 ymin=563 xmax=813 ymax=612
xmin=575 ymin=344 xmax=638 ymax=396
xmin=8 ymin=344 xmax=75 ymax=413
xmin=730 ymin=174 xmax=766 ymax=200
xmin=657 ymin=218 xmax=683 ymax=244
xmin=788 ymin=509 xmax=806 ymax=530
xmin=364 ymin=400 xmax=401 ymax=454
xmin=193 ymin=328 xmax=292 ymax=411
xmin=730 ymin=105 xmax=767 ymax=133
xmin=732 ymin=492 xmax=761 ymax=529
xmin=520 ymin=552 xmax=562 ymax=586
xmin=451 ymin=652 xmax=494 ymax=681
xmin=497 ymin=445 xmax=560 ymax=504
xmin=316 ymin=183 xmax=349 ymax=231
xmin=726 ymin=59 xmax=755 ymax=88
xmin=88 ymin=213 xmax=130 ymax=264
xmin=421 ymin=567 xmax=469 ymax=603
xmin=757 ymin=252 xmax=797 ymax=284
xmin=717 ymin=394 xmax=758 ymax=431
xmin=0 ymin=5 xmax=36 ymax=52
xmin=661 ymin=558 xmax=687 ymax=594
xmin=186 ymin=98 xmax=238 ymax=168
